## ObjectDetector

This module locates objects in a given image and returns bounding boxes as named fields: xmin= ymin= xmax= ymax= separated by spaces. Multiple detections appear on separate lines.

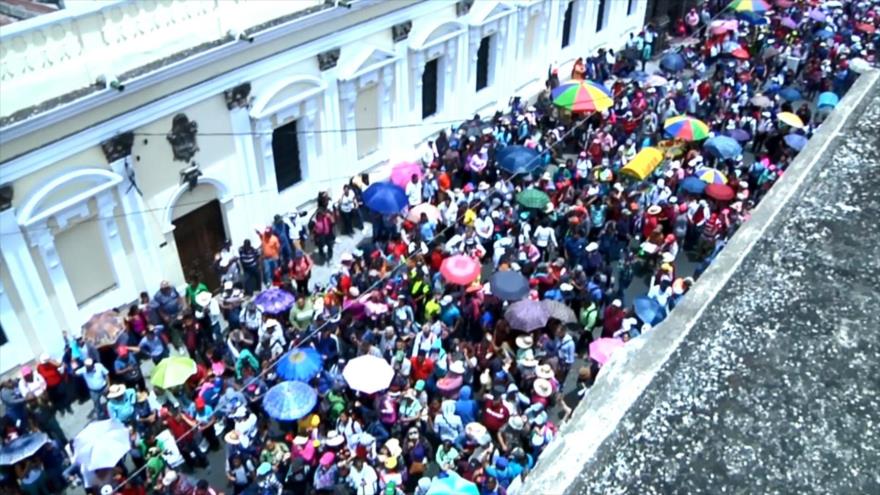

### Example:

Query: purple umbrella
xmin=781 ymin=17 xmax=797 ymax=30
xmin=724 ymin=128 xmax=751 ymax=142
xmin=809 ymin=9 xmax=826 ymax=22
xmin=504 ymin=299 xmax=550 ymax=332
xmin=253 ymin=288 xmax=296 ymax=314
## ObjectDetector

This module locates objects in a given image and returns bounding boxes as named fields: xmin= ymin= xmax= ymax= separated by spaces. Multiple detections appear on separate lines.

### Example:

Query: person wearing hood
xmin=434 ymin=399 xmax=465 ymax=447
xmin=455 ymin=385 xmax=479 ymax=425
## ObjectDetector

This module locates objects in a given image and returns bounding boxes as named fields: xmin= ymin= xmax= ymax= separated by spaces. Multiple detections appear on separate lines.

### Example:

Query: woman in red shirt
xmin=36 ymin=354 xmax=70 ymax=413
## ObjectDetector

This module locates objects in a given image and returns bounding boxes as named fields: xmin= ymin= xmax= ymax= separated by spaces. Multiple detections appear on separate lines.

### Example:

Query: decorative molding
xmin=391 ymin=20 xmax=412 ymax=42
xmin=224 ymin=82 xmax=252 ymax=110
xmin=456 ymin=0 xmax=474 ymax=17
xmin=166 ymin=113 xmax=199 ymax=162
xmin=317 ymin=48 xmax=341 ymax=71
xmin=100 ymin=131 xmax=134 ymax=162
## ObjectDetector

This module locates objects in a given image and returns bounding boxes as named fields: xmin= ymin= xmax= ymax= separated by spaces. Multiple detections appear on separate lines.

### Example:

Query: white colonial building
xmin=0 ymin=0 xmax=647 ymax=372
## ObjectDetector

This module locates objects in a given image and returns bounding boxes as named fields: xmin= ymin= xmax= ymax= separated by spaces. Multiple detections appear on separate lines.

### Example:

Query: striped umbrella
xmin=695 ymin=167 xmax=728 ymax=185
xmin=550 ymin=80 xmax=613 ymax=113
xmin=730 ymin=0 xmax=770 ymax=14
xmin=663 ymin=116 xmax=710 ymax=141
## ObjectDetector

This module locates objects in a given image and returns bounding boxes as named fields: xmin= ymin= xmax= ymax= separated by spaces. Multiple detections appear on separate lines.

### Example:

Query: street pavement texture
xmin=566 ymin=85 xmax=880 ymax=493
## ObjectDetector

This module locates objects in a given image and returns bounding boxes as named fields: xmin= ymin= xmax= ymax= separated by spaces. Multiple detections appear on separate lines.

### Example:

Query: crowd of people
xmin=2 ymin=1 xmax=876 ymax=494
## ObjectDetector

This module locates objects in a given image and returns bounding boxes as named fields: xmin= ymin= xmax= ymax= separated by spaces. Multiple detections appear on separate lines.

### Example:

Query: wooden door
xmin=173 ymin=199 xmax=227 ymax=291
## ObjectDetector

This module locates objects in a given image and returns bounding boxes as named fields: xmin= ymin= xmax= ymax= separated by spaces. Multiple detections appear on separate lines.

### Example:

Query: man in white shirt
xmin=474 ymin=209 xmax=494 ymax=247
xmin=347 ymin=456 xmax=379 ymax=495
xmin=533 ymin=224 xmax=557 ymax=260
xmin=405 ymin=175 xmax=423 ymax=207
xmin=337 ymin=184 xmax=359 ymax=236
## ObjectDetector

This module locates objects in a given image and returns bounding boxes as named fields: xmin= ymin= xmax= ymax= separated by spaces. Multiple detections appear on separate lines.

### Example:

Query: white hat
xmin=449 ymin=360 xmax=466 ymax=374
xmin=478 ymin=181 xmax=491 ymax=191
xmin=195 ymin=291 xmax=212 ymax=307
xmin=560 ymin=283 xmax=573 ymax=291
xmin=585 ymin=242 xmax=599 ymax=252
xmin=440 ymin=295 xmax=453 ymax=306
xmin=325 ymin=431 xmax=345 ymax=447
xmin=612 ymin=299 xmax=622 ymax=308
xmin=162 ymin=470 xmax=179 ymax=487
xmin=508 ymin=416 xmax=525 ymax=431
xmin=39 ymin=353 xmax=50 ymax=363
xmin=661 ymin=252 xmax=675 ymax=263
xmin=533 ymin=378 xmax=553 ymax=398
xmin=515 ymin=335 xmax=534 ymax=349
xmin=107 ymin=384 xmax=126 ymax=399
xmin=536 ymin=364 xmax=555 ymax=380
xmin=349 ymin=287 xmax=361 ymax=297
xmin=340 ymin=252 xmax=354 ymax=262
xmin=223 ymin=280 xmax=234 ymax=290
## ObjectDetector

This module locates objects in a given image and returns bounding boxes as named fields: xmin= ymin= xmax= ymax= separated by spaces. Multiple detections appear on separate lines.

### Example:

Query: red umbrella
xmin=731 ymin=47 xmax=750 ymax=60
xmin=440 ymin=255 xmax=482 ymax=285
xmin=856 ymin=22 xmax=876 ymax=34
xmin=705 ymin=183 xmax=735 ymax=201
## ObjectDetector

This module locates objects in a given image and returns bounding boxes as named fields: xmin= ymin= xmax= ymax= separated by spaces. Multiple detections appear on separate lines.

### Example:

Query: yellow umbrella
xmin=620 ymin=147 xmax=664 ymax=181
xmin=777 ymin=112 xmax=805 ymax=129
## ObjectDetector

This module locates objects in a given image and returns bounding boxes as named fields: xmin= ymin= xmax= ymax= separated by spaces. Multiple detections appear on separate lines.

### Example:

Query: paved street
xmin=568 ymin=85 xmax=880 ymax=494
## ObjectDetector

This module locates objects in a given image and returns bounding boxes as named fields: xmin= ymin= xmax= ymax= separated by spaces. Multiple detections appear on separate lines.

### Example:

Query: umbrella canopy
xmin=0 ymin=433 xmax=49 ymax=466
xmin=778 ymin=87 xmax=802 ymax=102
xmin=407 ymin=203 xmax=441 ymax=223
xmin=784 ymin=133 xmax=808 ymax=151
xmin=516 ymin=189 xmax=551 ymax=210
xmin=589 ymin=338 xmax=625 ymax=365
xmin=731 ymin=0 xmax=770 ymax=13
xmin=629 ymin=70 xmax=649 ymax=82
xmin=343 ymin=355 xmax=395 ymax=394
xmin=817 ymin=91 xmax=839 ymax=109
xmin=725 ymin=128 xmax=751 ymax=142
xmin=495 ymin=145 xmax=541 ymax=174
xmin=389 ymin=161 xmax=423 ymax=188
xmin=620 ymin=147 xmax=663 ymax=180
xmin=737 ymin=10 xmax=768 ymax=24
xmin=253 ymin=287 xmax=296 ymax=314
xmin=659 ymin=52 xmax=686 ymax=72
xmin=276 ymin=347 xmax=323 ymax=382
xmin=550 ymin=80 xmax=613 ymax=113
xmin=705 ymin=183 xmax=736 ymax=201
xmin=729 ymin=46 xmax=750 ymax=59
xmin=363 ymin=182 xmax=408 ymax=214
xmin=696 ymin=167 xmax=728 ymax=184
xmin=809 ymin=9 xmax=827 ymax=22
xmin=489 ymin=271 xmax=529 ymax=301
xmin=855 ymin=22 xmax=876 ymax=34
xmin=427 ymin=472 xmax=480 ymax=495
xmin=709 ymin=19 xmax=738 ymax=34
xmin=777 ymin=111 xmax=805 ymax=129
xmin=634 ymin=296 xmax=664 ymax=325
xmin=646 ymin=74 xmax=668 ymax=87
xmin=151 ymin=356 xmax=197 ymax=389
xmin=440 ymin=255 xmax=482 ymax=285
xmin=505 ymin=299 xmax=550 ymax=332
xmin=815 ymin=27 xmax=833 ymax=38
xmin=74 ymin=420 xmax=131 ymax=472
xmin=541 ymin=300 xmax=577 ymax=324
xmin=680 ymin=175 xmax=707 ymax=195
xmin=664 ymin=116 xmax=710 ymax=141
xmin=775 ymin=0 xmax=793 ymax=7
xmin=262 ymin=381 xmax=317 ymax=421
xmin=749 ymin=94 xmax=773 ymax=107
xmin=780 ymin=16 xmax=798 ymax=29
xmin=703 ymin=136 xmax=743 ymax=160
xmin=82 ymin=310 xmax=126 ymax=348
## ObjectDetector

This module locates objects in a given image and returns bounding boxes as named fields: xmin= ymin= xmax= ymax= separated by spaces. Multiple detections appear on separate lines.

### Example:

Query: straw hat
xmin=225 ymin=430 xmax=241 ymax=445
xmin=466 ymin=422 xmax=488 ymax=440
xmin=515 ymin=335 xmax=534 ymax=349
xmin=533 ymin=378 xmax=553 ymax=398
xmin=647 ymin=205 xmax=662 ymax=215
xmin=325 ymin=431 xmax=344 ymax=447
xmin=107 ymin=384 xmax=126 ymax=399
xmin=536 ymin=364 xmax=555 ymax=380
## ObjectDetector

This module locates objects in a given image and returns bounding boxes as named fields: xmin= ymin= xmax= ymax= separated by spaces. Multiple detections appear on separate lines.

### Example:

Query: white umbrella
xmin=73 ymin=419 xmax=131 ymax=471
xmin=343 ymin=355 xmax=395 ymax=394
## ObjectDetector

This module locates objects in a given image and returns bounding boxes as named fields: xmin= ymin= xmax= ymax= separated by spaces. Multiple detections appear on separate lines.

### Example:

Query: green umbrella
xmin=151 ymin=356 xmax=197 ymax=389
xmin=516 ymin=189 xmax=551 ymax=210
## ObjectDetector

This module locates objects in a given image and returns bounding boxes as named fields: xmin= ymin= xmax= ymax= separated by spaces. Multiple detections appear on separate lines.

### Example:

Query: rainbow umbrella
xmin=551 ymin=80 xmax=613 ymax=113
xmin=730 ymin=0 xmax=770 ymax=14
xmin=663 ymin=116 xmax=710 ymax=141
xmin=696 ymin=167 xmax=728 ymax=185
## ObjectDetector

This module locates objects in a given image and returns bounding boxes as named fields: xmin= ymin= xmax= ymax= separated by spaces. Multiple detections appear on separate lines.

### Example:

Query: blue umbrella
xmin=363 ymin=182 xmax=408 ymax=214
xmin=817 ymin=91 xmax=839 ymax=109
xmin=660 ymin=52 xmax=686 ymax=72
xmin=680 ymin=176 xmax=707 ymax=195
xmin=495 ymin=145 xmax=541 ymax=174
xmin=634 ymin=296 xmax=664 ymax=325
xmin=778 ymin=87 xmax=802 ymax=102
xmin=253 ymin=287 xmax=296 ymax=314
xmin=0 ymin=433 xmax=48 ymax=466
xmin=629 ymin=70 xmax=649 ymax=82
xmin=737 ymin=11 xmax=768 ymax=25
xmin=724 ymin=128 xmax=751 ymax=142
xmin=427 ymin=472 xmax=480 ymax=495
xmin=490 ymin=271 xmax=529 ymax=301
xmin=262 ymin=381 xmax=317 ymax=421
xmin=815 ymin=28 xmax=834 ymax=39
xmin=703 ymin=136 xmax=743 ymax=160
xmin=276 ymin=347 xmax=323 ymax=382
xmin=784 ymin=133 xmax=808 ymax=151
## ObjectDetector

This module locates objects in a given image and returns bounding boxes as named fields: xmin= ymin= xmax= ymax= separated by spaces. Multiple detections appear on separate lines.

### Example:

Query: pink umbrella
xmin=589 ymin=338 xmax=626 ymax=365
xmin=780 ymin=16 xmax=797 ymax=29
xmin=390 ymin=161 xmax=423 ymax=188
xmin=407 ymin=203 xmax=441 ymax=223
xmin=709 ymin=19 xmax=738 ymax=35
xmin=440 ymin=255 xmax=482 ymax=285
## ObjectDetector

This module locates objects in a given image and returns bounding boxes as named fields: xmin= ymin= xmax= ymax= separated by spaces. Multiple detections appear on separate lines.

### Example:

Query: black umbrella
xmin=0 ymin=432 xmax=49 ymax=466
xmin=489 ymin=271 xmax=529 ymax=301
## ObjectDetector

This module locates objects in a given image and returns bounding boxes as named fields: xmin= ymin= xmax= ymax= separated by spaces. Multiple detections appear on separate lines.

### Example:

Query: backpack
xmin=314 ymin=214 xmax=332 ymax=235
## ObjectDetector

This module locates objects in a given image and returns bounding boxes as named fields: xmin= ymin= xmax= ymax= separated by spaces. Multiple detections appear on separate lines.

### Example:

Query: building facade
xmin=0 ymin=0 xmax=647 ymax=372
